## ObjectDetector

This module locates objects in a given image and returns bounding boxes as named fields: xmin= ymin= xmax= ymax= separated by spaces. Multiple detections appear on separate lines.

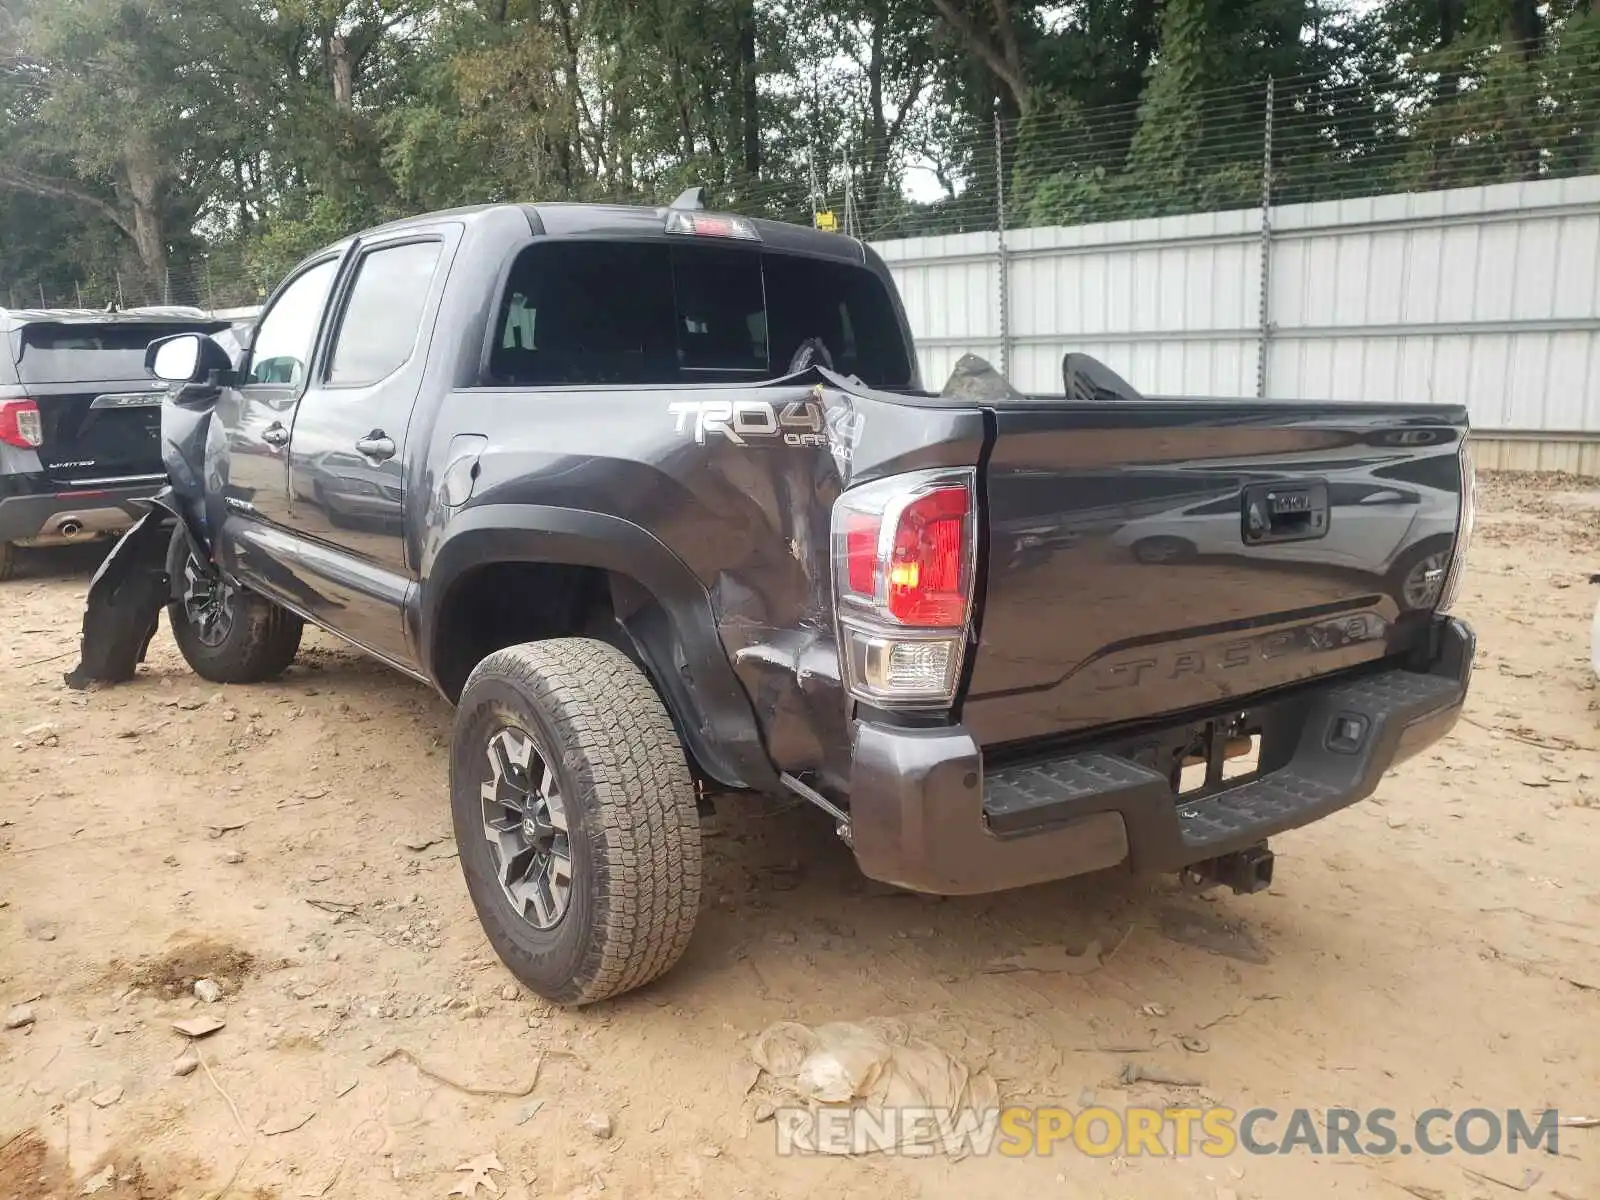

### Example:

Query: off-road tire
xmin=0 ymin=541 xmax=14 ymax=582
xmin=165 ymin=527 xmax=303 ymax=683
xmin=451 ymin=638 xmax=703 ymax=1005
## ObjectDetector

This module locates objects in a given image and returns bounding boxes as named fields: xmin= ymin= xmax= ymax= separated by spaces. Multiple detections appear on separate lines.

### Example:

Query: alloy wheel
xmin=181 ymin=557 xmax=237 ymax=648
xmin=480 ymin=726 xmax=573 ymax=930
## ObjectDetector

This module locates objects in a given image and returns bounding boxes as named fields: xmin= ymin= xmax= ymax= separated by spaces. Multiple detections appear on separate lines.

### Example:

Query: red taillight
xmin=887 ymin=486 xmax=970 ymax=625
xmin=843 ymin=512 xmax=881 ymax=595
xmin=835 ymin=474 xmax=973 ymax=629
xmin=0 ymin=399 xmax=42 ymax=449
xmin=833 ymin=469 xmax=975 ymax=706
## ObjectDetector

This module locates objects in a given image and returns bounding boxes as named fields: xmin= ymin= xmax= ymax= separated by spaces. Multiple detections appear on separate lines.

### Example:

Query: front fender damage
xmin=65 ymin=487 xmax=211 ymax=689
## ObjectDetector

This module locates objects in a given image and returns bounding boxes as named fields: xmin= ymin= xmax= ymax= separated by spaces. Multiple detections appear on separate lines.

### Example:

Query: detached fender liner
xmin=845 ymin=617 xmax=1473 ymax=895
xmin=65 ymin=488 xmax=214 ymax=689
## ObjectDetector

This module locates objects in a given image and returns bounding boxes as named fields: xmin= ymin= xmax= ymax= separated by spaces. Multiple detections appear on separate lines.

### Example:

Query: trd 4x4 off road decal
xmin=669 ymin=398 xmax=863 ymax=456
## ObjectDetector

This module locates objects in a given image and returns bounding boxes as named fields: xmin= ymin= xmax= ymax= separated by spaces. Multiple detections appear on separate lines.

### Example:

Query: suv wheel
xmin=451 ymin=638 xmax=703 ymax=1005
xmin=165 ymin=527 xmax=303 ymax=683
xmin=0 ymin=541 xmax=13 ymax=582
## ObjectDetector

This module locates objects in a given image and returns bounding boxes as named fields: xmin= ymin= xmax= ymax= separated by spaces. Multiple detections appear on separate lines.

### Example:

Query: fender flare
xmin=419 ymin=503 xmax=779 ymax=793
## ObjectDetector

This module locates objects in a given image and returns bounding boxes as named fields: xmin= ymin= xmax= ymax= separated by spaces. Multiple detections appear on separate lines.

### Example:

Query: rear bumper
xmin=847 ymin=617 xmax=1474 ymax=895
xmin=0 ymin=476 xmax=163 ymax=546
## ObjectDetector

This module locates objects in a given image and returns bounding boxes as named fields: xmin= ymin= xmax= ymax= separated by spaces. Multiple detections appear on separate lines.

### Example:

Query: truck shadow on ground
xmin=631 ymin=789 xmax=1280 ymax=1022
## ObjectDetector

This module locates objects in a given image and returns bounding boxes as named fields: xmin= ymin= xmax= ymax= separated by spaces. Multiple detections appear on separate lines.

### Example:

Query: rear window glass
xmin=487 ymin=239 xmax=911 ymax=387
xmin=16 ymin=322 xmax=225 ymax=384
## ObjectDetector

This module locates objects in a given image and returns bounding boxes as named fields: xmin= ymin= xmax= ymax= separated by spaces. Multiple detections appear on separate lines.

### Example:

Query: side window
xmin=327 ymin=241 xmax=444 ymax=386
xmin=247 ymin=259 xmax=340 ymax=386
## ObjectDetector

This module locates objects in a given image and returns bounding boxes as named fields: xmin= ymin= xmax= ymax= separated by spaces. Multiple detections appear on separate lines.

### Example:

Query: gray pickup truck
xmin=76 ymin=195 xmax=1475 ymax=1004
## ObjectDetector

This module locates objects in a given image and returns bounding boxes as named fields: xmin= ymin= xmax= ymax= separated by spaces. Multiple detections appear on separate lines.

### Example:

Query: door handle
xmin=356 ymin=431 xmax=396 ymax=461
xmin=262 ymin=422 xmax=289 ymax=447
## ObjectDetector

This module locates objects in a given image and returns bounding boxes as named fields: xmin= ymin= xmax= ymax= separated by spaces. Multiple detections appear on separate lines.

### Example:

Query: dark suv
xmin=0 ymin=307 xmax=230 ymax=579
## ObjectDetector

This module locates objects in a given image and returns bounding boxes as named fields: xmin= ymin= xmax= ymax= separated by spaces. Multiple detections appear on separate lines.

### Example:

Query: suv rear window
xmin=15 ymin=322 xmax=226 ymax=384
xmin=487 ymin=240 xmax=911 ymax=387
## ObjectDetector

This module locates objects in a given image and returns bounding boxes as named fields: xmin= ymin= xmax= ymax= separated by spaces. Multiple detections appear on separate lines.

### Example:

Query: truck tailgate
xmin=963 ymin=402 xmax=1467 ymax=748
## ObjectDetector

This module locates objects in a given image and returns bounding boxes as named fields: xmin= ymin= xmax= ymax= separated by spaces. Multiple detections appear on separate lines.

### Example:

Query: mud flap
xmin=64 ymin=489 xmax=210 ymax=689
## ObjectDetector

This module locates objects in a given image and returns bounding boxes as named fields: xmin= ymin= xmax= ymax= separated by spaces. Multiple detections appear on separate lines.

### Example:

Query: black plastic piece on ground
xmin=63 ymin=508 xmax=173 ymax=689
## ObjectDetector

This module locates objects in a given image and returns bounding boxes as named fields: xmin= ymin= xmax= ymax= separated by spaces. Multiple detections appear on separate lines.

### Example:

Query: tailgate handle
xmin=1242 ymin=481 xmax=1329 ymax=545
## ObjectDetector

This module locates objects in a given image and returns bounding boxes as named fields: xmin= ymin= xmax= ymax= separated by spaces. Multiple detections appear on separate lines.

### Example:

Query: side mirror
xmin=146 ymin=333 xmax=232 ymax=384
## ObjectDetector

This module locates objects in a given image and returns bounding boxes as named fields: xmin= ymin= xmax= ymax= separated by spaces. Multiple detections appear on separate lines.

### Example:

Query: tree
xmin=3 ymin=0 xmax=1598 ymax=305
xmin=928 ymin=0 xmax=1033 ymax=117
xmin=0 ymin=0 xmax=227 ymax=294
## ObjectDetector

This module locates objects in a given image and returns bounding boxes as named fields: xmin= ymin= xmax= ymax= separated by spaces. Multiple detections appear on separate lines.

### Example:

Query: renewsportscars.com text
xmin=774 ymin=1105 xmax=1564 ymax=1158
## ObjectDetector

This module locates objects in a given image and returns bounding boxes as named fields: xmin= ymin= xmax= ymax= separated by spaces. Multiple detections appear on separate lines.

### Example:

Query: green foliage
xmin=239 ymin=196 xmax=361 ymax=294
xmin=1 ymin=0 xmax=1597 ymax=304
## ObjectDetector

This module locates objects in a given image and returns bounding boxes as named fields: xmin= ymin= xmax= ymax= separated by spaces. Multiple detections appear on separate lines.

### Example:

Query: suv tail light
xmin=833 ymin=469 xmax=977 ymax=706
xmin=0 ymin=399 xmax=42 ymax=449
xmin=1437 ymin=438 xmax=1476 ymax=614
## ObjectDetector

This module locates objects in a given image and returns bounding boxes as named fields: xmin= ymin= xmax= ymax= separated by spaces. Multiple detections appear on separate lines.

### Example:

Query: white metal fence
xmin=873 ymin=174 xmax=1600 ymax=456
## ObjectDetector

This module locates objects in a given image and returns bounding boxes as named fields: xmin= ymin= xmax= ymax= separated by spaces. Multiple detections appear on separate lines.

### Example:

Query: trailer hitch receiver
xmin=1182 ymin=842 xmax=1275 ymax=895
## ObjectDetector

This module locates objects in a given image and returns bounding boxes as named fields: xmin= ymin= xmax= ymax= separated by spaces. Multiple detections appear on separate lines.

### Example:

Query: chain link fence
xmin=2 ymin=243 xmax=260 ymax=314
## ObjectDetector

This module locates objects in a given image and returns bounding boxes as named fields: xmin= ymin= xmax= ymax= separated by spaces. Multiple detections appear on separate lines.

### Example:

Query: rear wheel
xmin=165 ymin=527 xmax=303 ymax=683
xmin=0 ymin=541 xmax=13 ymax=582
xmin=451 ymin=638 xmax=702 ymax=1005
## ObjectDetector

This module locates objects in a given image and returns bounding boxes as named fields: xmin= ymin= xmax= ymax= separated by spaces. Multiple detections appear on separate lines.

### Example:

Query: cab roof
xmin=358 ymin=200 xmax=867 ymax=265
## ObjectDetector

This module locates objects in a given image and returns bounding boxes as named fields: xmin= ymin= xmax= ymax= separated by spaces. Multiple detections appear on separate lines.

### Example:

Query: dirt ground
xmin=2 ymin=473 xmax=1598 ymax=1200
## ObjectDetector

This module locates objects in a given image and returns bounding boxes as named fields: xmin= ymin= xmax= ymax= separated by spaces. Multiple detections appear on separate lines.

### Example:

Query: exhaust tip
xmin=57 ymin=519 xmax=84 ymax=538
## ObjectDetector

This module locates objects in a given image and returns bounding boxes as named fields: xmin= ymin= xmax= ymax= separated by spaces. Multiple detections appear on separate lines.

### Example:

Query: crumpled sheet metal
xmin=750 ymin=1018 xmax=999 ymax=1155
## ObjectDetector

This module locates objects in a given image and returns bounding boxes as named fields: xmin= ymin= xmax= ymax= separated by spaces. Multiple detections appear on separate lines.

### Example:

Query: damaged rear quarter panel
xmin=419 ymin=379 xmax=986 ymax=794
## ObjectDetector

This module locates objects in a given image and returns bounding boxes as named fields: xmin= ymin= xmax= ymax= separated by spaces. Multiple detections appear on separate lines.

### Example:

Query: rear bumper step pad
xmin=982 ymin=654 xmax=1468 ymax=873
xmin=846 ymin=618 xmax=1472 ymax=894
